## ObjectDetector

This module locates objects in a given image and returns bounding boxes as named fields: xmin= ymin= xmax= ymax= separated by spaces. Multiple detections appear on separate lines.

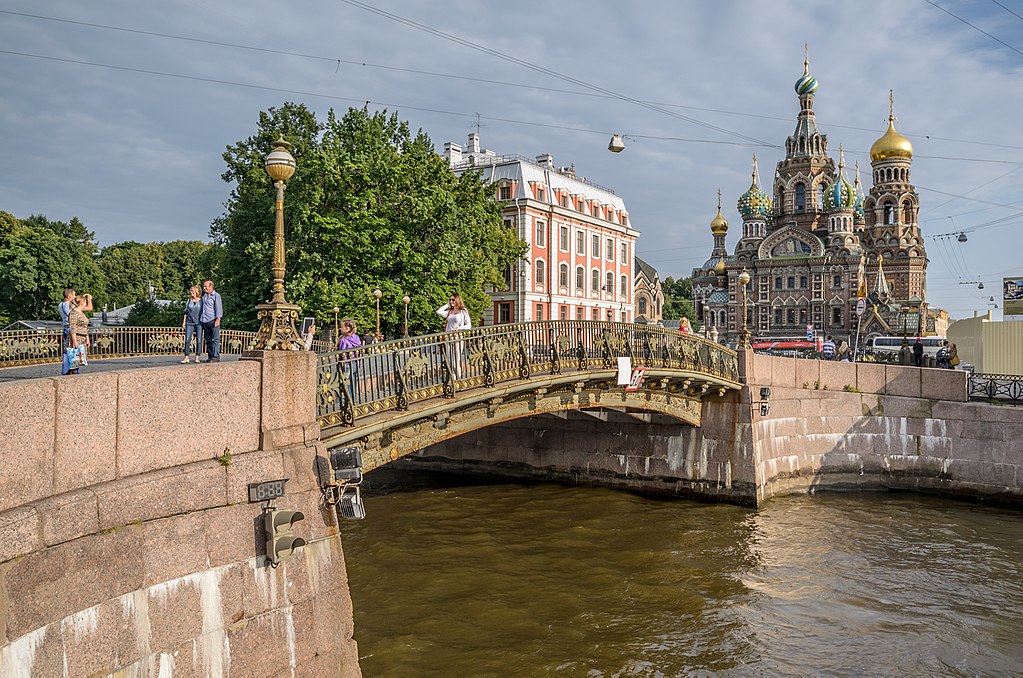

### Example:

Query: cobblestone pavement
xmin=0 ymin=354 xmax=241 ymax=382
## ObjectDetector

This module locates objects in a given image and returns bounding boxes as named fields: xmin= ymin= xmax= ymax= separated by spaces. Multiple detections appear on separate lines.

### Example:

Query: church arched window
xmin=883 ymin=201 xmax=895 ymax=225
xmin=795 ymin=183 xmax=806 ymax=213
xmin=816 ymin=183 xmax=824 ymax=211
xmin=638 ymin=297 xmax=648 ymax=315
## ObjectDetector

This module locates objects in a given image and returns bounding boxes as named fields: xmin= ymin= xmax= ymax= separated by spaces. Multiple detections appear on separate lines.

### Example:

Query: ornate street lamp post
xmin=737 ymin=268 xmax=752 ymax=350
xmin=332 ymin=306 xmax=340 ymax=343
xmin=402 ymin=295 xmax=411 ymax=338
xmin=251 ymin=136 xmax=305 ymax=350
xmin=373 ymin=288 xmax=382 ymax=342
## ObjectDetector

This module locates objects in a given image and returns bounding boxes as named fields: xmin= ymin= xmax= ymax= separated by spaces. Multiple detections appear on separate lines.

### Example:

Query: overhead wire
xmin=923 ymin=0 xmax=1023 ymax=58
xmin=6 ymin=9 xmax=1023 ymax=154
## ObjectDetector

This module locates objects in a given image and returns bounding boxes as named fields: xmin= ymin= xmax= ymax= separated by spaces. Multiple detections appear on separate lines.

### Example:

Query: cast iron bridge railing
xmin=316 ymin=320 xmax=739 ymax=432
xmin=968 ymin=372 xmax=1023 ymax=406
xmin=0 ymin=327 xmax=333 ymax=368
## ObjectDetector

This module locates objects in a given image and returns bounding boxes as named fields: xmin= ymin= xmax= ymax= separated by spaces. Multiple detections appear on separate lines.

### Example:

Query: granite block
xmin=203 ymin=503 xmax=265 ymax=569
xmin=0 ymin=379 xmax=55 ymax=513
xmin=855 ymin=362 xmax=887 ymax=395
xmin=225 ymin=606 xmax=297 ymax=678
xmin=921 ymin=367 xmax=967 ymax=402
xmin=246 ymin=350 xmax=318 ymax=450
xmin=94 ymin=461 xmax=227 ymax=530
xmin=0 ymin=506 xmax=41 ymax=565
xmin=34 ymin=489 xmax=98 ymax=547
xmin=53 ymin=371 xmax=118 ymax=495
xmin=226 ymin=449 xmax=287 ymax=505
xmin=883 ymin=364 xmax=921 ymax=398
xmin=142 ymin=512 xmax=213 ymax=588
xmin=115 ymin=362 xmax=260 ymax=478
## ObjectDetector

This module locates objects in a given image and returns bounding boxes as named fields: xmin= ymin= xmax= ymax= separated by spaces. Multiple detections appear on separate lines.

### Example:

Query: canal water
xmin=341 ymin=475 xmax=1023 ymax=677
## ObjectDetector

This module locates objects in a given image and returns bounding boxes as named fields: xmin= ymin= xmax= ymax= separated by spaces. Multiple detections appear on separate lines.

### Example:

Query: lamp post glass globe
xmin=373 ymin=289 xmax=382 ymax=342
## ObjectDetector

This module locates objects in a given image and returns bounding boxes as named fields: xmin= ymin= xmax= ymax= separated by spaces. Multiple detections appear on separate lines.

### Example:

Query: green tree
xmin=0 ymin=214 xmax=105 ymax=322
xmin=213 ymin=104 xmax=526 ymax=336
xmin=158 ymin=240 xmax=215 ymax=300
xmin=124 ymin=299 xmax=186 ymax=326
xmin=97 ymin=241 xmax=166 ymax=309
xmin=662 ymin=276 xmax=700 ymax=330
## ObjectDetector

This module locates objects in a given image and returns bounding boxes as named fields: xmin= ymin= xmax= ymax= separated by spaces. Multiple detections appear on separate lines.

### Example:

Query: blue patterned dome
xmin=794 ymin=57 xmax=818 ymax=96
xmin=736 ymin=155 xmax=772 ymax=218
xmin=823 ymin=175 xmax=856 ymax=211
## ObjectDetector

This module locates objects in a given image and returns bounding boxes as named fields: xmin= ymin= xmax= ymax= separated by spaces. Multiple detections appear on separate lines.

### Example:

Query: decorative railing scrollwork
xmin=315 ymin=320 xmax=740 ymax=431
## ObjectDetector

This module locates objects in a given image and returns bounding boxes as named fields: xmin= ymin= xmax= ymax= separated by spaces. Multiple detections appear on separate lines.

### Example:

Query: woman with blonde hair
xmin=181 ymin=285 xmax=203 ymax=364
xmin=437 ymin=293 xmax=471 ymax=379
xmin=65 ymin=294 xmax=91 ymax=374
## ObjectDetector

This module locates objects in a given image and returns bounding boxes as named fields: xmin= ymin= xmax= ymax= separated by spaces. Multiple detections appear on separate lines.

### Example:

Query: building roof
xmin=634 ymin=256 xmax=659 ymax=281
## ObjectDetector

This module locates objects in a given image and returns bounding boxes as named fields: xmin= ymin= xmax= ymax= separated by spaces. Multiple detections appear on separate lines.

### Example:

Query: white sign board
xmin=616 ymin=357 xmax=632 ymax=385
xmin=856 ymin=298 xmax=866 ymax=317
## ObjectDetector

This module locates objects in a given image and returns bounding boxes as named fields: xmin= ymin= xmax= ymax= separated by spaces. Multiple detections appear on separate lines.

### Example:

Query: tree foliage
xmin=662 ymin=276 xmax=700 ymax=330
xmin=124 ymin=299 xmax=186 ymax=326
xmin=213 ymin=104 xmax=526 ymax=336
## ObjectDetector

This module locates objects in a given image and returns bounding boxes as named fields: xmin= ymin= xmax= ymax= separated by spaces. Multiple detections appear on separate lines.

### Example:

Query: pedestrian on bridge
xmin=438 ymin=293 xmax=471 ymax=380
xmin=181 ymin=286 xmax=203 ymax=364
xmin=199 ymin=280 xmax=223 ymax=363
xmin=821 ymin=335 xmax=836 ymax=360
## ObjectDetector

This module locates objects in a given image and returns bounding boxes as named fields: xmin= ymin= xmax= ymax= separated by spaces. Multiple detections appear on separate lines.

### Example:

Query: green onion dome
xmin=737 ymin=155 xmax=772 ymax=218
xmin=794 ymin=56 xmax=818 ymax=96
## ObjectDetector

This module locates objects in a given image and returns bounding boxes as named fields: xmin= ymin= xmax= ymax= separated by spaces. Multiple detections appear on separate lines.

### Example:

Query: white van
xmin=865 ymin=336 xmax=945 ymax=357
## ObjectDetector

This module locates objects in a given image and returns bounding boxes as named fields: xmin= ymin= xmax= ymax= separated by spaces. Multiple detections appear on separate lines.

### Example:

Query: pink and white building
xmin=444 ymin=133 xmax=639 ymax=325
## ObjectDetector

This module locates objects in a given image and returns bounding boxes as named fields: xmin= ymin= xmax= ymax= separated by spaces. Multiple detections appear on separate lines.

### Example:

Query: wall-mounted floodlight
xmin=324 ymin=445 xmax=366 ymax=520
xmin=608 ymin=133 xmax=625 ymax=153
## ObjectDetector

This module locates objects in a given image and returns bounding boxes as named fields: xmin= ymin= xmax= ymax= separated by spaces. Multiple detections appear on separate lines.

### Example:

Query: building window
xmin=560 ymin=305 xmax=568 ymax=320
xmin=592 ymin=308 xmax=599 ymax=321
xmin=559 ymin=263 xmax=569 ymax=288
xmin=592 ymin=234 xmax=599 ymax=256
xmin=559 ymin=225 xmax=569 ymax=251
xmin=620 ymin=243 xmax=628 ymax=263
xmin=606 ymin=272 xmax=614 ymax=297
xmin=499 ymin=185 xmax=511 ymax=200
xmin=799 ymin=308 xmax=808 ymax=324
xmin=578 ymin=197 xmax=587 ymax=212
xmin=576 ymin=307 xmax=584 ymax=320
xmin=787 ymin=309 xmax=795 ymax=324
xmin=620 ymin=275 xmax=628 ymax=298
xmin=536 ymin=186 xmax=545 ymax=202
xmin=800 ymin=275 xmax=807 ymax=288
xmin=832 ymin=307 xmax=842 ymax=325
xmin=504 ymin=218 xmax=513 ymax=230
xmin=535 ymin=260 xmax=545 ymax=285
xmin=775 ymin=308 xmax=782 ymax=324
xmin=592 ymin=205 xmax=600 ymax=218
xmin=775 ymin=277 xmax=782 ymax=290
xmin=795 ymin=183 xmax=806 ymax=212
xmin=591 ymin=269 xmax=600 ymax=292
xmin=575 ymin=266 xmax=584 ymax=289
xmin=536 ymin=304 xmax=544 ymax=321
xmin=816 ymin=184 xmax=824 ymax=211
xmin=787 ymin=276 xmax=795 ymax=289
xmin=536 ymin=220 xmax=545 ymax=245
xmin=622 ymin=215 xmax=628 ymax=227
xmin=606 ymin=238 xmax=614 ymax=261
xmin=498 ymin=303 xmax=511 ymax=324
xmin=560 ymin=194 xmax=568 ymax=207
xmin=576 ymin=230 xmax=585 ymax=255
xmin=833 ymin=274 xmax=842 ymax=288
xmin=639 ymin=297 xmax=648 ymax=315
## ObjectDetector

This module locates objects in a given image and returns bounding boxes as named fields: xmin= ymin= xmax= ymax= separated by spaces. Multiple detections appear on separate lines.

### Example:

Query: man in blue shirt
xmin=58 ymin=288 xmax=75 ymax=345
xmin=199 ymin=279 xmax=224 ymax=363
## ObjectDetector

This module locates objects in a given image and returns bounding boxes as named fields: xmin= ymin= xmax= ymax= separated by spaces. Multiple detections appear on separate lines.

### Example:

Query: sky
xmin=2 ymin=0 xmax=1022 ymax=321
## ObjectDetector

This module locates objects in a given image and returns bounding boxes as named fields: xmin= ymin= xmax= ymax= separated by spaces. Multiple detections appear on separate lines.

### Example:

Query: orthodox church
xmin=692 ymin=54 xmax=944 ymax=345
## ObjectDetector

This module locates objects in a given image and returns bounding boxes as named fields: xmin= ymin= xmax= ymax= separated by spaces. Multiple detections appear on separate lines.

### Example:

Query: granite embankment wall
xmin=0 ymin=353 xmax=360 ymax=677
xmin=748 ymin=354 xmax=1023 ymax=505
xmin=400 ymin=355 xmax=1023 ymax=507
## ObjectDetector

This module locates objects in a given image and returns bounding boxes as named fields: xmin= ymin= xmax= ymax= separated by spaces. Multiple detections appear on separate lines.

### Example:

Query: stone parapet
xmin=0 ymin=353 xmax=360 ymax=677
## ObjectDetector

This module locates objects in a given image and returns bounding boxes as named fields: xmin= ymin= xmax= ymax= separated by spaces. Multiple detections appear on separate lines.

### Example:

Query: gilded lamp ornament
xmin=251 ymin=135 xmax=306 ymax=351
xmin=737 ymin=268 xmax=752 ymax=350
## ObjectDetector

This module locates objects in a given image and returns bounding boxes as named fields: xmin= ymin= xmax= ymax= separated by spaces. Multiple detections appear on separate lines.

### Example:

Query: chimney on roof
xmin=536 ymin=153 xmax=554 ymax=168
xmin=443 ymin=142 xmax=462 ymax=166
xmin=467 ymin=133 xmax=480 ymax=153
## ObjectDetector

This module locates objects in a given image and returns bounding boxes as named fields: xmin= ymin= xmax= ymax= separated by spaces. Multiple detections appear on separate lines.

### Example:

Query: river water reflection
xmin=342 ymin=477 xmax=1023 ymax=676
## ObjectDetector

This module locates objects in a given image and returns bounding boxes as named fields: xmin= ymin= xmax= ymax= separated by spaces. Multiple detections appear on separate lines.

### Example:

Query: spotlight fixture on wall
xmin=323 ymin=446 xmax=366 ymax=520
xmin=608 ymin=133 xmax=625 ymax=153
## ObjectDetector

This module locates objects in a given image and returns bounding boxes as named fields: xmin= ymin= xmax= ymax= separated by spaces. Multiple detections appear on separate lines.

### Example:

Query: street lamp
xmin=251 ymin=136 xmax=305 ymax=350
xmin=737 ymin=268 xmax=752 ymax=350
xmin=373 ymin=288 xmax=382 ymax=342
xmin=332 ymin=306 xmax=340 ymax=342
xmin=402 ymin=295 xmax=411 ymax=338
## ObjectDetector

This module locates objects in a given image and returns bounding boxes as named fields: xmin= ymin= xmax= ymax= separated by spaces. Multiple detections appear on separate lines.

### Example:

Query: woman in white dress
xmin=436 ymin=293 xmax=471 ymax=380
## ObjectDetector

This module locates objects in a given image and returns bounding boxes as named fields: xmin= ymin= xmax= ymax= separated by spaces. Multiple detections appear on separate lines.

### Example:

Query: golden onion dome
xmin=713 ymin=257 xmax=726 ymax=275
xmin=870 ymin=91 xmax=913 ymax=162
xmin=709 ymin=188 xmax=728 ymax=234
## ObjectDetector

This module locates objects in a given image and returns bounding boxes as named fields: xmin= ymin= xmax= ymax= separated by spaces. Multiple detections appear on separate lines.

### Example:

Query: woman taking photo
xmin=181 ymin=285 xmax=203 ymax=364
xmin=436 ymin=293 xmax=471 ymax=380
